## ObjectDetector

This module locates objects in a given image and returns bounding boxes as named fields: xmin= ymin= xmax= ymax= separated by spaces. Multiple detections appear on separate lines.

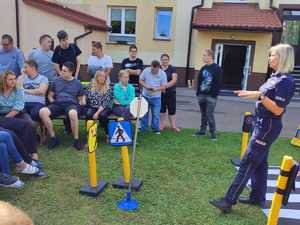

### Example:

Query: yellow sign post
xmin=79 ymin=120 xmax=108 ymax=197
xmin=291 ymin=124 xmax=300 ymax=147
xmin=267 ymin=156 xmax=295 ymax=225
xmin=231 ymin=112 xmax=253 ymax=166
xmin=111 ymin=118 xmax=143 ymax=191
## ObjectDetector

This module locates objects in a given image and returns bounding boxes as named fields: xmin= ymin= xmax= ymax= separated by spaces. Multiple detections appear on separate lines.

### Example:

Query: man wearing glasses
xmin=0 ymin=34 xmax=24 ymax=77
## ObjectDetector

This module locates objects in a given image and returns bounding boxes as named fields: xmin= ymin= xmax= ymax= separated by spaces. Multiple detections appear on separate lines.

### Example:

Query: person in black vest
xmin=159 ymin=53 xmax=180 ymax=132
xmin=52 ymin=30 xmax=82 ymax=79
xmin=194 ymin=49 xmax=222 ymax=140
xmin=210 ymin=44 xmax=295 ymax=213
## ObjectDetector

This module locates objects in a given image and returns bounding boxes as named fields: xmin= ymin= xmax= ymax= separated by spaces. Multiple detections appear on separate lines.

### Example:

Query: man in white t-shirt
xmin=87 ymin=42 xmax=113 ymax=81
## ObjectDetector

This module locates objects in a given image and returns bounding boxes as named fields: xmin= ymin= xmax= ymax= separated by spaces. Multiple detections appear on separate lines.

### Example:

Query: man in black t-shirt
xmin=193 ymin=49 xmax=222 ymax=140
xmin=52 ymin=30 xmax=82 ymax=79
xmin=121 ymin=44 xmax=143 ymax=86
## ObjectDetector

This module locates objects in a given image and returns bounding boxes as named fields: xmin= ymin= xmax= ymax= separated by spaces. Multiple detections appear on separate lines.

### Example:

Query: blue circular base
xmin=117 ymin=198 xmax=138 ymax=211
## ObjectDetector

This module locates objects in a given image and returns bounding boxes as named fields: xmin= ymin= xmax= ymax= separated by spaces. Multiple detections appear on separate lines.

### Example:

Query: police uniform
xmin=224 ymin=73 xmax=295 ymax=205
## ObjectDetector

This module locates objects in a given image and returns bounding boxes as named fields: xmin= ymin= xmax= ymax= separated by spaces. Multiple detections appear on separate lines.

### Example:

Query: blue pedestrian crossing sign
xmin=108 ymin=121 xmax=133 ymax=146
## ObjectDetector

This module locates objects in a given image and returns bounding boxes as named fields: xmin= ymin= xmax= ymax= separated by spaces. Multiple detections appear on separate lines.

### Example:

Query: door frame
xmin=211 ymin=39 xmax=256 ymax=90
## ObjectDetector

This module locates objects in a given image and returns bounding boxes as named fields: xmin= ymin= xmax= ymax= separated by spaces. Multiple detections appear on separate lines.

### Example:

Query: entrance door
xmin=214 ymin=43 xmax=252 ymax=90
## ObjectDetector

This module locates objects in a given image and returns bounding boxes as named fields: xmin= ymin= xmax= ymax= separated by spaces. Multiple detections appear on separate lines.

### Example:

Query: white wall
xmin=0 ymin=1 xmax=17 ymax=43
xmin=173 ymin=0 xmax=204 ymax=67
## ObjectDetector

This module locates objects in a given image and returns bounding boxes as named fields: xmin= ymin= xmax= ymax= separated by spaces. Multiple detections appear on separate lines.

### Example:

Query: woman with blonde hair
xmin=84 ymin=69 xmax=113 ymax=140
xmin=113 ymin=70 xmax=135 ymax=120
xmin=0 ymin=71 xmax=41 ymax=165
xmin=210 ymin=44 xmax=296 ymax=213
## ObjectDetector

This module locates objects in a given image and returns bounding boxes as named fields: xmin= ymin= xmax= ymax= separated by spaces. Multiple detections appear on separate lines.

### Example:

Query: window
xmin=108 ymin=7 xmax=136 ymax=44
xmin=281 ymin=20 xmax=300 ymax=46
xmin=154 ymin=8 xmax=172 ymax=40
xmin=224 ymin=0 xmax=246 ymax=2
xmin=283 ymin=10 xmax=300 ymax=16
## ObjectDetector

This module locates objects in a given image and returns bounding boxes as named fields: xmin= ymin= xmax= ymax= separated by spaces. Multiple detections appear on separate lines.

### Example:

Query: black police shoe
xmin=209 ymin=198 xmax=232 ymax=213
xmin=239 ymin=197 xmax=265 ymax=208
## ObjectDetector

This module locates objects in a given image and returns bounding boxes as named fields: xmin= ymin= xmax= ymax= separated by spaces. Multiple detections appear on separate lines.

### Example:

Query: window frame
xmin=154 ymin=7 xmax=173 ymax=41
xmin=223 ymin=0 xmax=247 ymax=3
xmin=107 ymin=6 xmax=136 ymax=44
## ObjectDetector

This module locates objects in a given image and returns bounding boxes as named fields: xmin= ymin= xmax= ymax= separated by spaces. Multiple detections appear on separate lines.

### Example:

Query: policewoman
xmin=210 ymin=44 xmax=296 ymax=213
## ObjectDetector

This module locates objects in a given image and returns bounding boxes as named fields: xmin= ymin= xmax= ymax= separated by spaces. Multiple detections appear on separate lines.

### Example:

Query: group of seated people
xmin=1 ymin=60 xmax=136 ymax=148
xmin=0 ymin=60 xmax=136 ymax=188
xmin=0 ymin=30 xmax=179 ymax=188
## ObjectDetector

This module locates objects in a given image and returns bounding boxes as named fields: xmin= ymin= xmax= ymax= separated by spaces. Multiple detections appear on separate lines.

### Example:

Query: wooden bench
xmin=40 ymin=113 xmax=136 ymax=144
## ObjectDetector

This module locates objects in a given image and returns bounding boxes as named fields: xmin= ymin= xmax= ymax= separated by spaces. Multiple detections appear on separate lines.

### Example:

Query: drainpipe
xmin=74 ymin=30 xmax=93 ymax=45
xmin=185 ymin=1 xmax=205 ymax=87
xmin=74 ymin=30 xmax=93 ymax=80
xmin=266 ymin=0 xmax=282 ymax=81
xmin=269 ymin=0 xmax=277 ymax=11
xmin=15 ymin=0 xmax=20 ymax=48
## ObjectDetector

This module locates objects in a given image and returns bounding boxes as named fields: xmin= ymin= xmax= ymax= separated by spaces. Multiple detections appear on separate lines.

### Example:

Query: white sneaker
xmin=0 ymin=174 xmax=24 ymax=188
xmin=16 ymin=164 xmax=39 ymax=175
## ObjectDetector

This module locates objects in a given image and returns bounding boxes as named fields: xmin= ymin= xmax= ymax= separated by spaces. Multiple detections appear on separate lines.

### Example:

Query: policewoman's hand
xmin=234 ymin=90 xmax=261 ymax=100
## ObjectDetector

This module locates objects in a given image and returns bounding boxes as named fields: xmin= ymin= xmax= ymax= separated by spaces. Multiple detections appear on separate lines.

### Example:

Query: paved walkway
xmin=175 ymin=88 xmax=300 ymax=138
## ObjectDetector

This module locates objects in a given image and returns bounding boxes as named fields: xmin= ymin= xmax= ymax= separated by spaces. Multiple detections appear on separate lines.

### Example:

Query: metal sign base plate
xmin=79 ymin=181 xmax=108 ymax=197
xmin=112 ymin=177 xmax=143 ymax=191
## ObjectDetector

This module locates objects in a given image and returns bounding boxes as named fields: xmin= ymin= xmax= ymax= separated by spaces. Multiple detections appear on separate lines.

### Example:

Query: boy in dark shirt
xmin=194 ymin=49 xmax=222 ymax=140
xmin=121 ymin=44 xmax=143 ymax=86
xmin=39 ymin=62 xmax=85 ymax=150
xmin=52 ymin=30 xmax=81 ymax=79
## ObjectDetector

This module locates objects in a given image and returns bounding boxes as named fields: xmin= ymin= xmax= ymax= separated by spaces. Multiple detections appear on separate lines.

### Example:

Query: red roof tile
xmin=193 ymin=3 xmax=282 ymax=32
xmin=23 ymin=0 xmax=111 ymax=31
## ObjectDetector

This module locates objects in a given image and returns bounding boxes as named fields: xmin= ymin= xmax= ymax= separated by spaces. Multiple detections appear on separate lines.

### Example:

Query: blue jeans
xmin=141 ymin=96 xmax=161 ymax=132
xmin=0 ymin=131 xmax=23 ymax=175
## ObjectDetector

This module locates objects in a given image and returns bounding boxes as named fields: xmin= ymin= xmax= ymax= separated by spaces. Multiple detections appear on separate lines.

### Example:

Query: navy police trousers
xmin=224 ymin=116 xmax=282 ymax=205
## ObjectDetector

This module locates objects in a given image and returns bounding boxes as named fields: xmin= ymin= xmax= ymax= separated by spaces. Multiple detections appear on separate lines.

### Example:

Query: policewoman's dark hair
xmin=62 ymin=62 xmax=75 ymax=73
xmin=57 ymin=30 xmax=68 ymax=40
xmin=151 ymin=60 xmax=160 ymax=68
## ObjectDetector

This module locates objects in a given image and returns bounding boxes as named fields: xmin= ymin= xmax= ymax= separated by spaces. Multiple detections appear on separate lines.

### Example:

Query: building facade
xmin=0 ymin=0 xmax=299 ymax=94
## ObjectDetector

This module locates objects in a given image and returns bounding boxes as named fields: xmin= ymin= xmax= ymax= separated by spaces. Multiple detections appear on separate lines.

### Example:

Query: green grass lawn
xmin=1 ymin=127 xmax=300 ymax=225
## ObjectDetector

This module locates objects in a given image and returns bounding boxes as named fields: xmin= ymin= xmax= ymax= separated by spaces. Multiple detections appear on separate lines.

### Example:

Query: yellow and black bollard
xmin=231 ymin=112 xmax=254 ymax=166
xmin=79 ymin=120 xmax=108 ymax=197
xmin=111 ymin=118 xmax=143 ymax=191
xmin=267 ymin=156 xmax=297 ymax=225
xmin=291 ymin=124 xmax=300 ymax=147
